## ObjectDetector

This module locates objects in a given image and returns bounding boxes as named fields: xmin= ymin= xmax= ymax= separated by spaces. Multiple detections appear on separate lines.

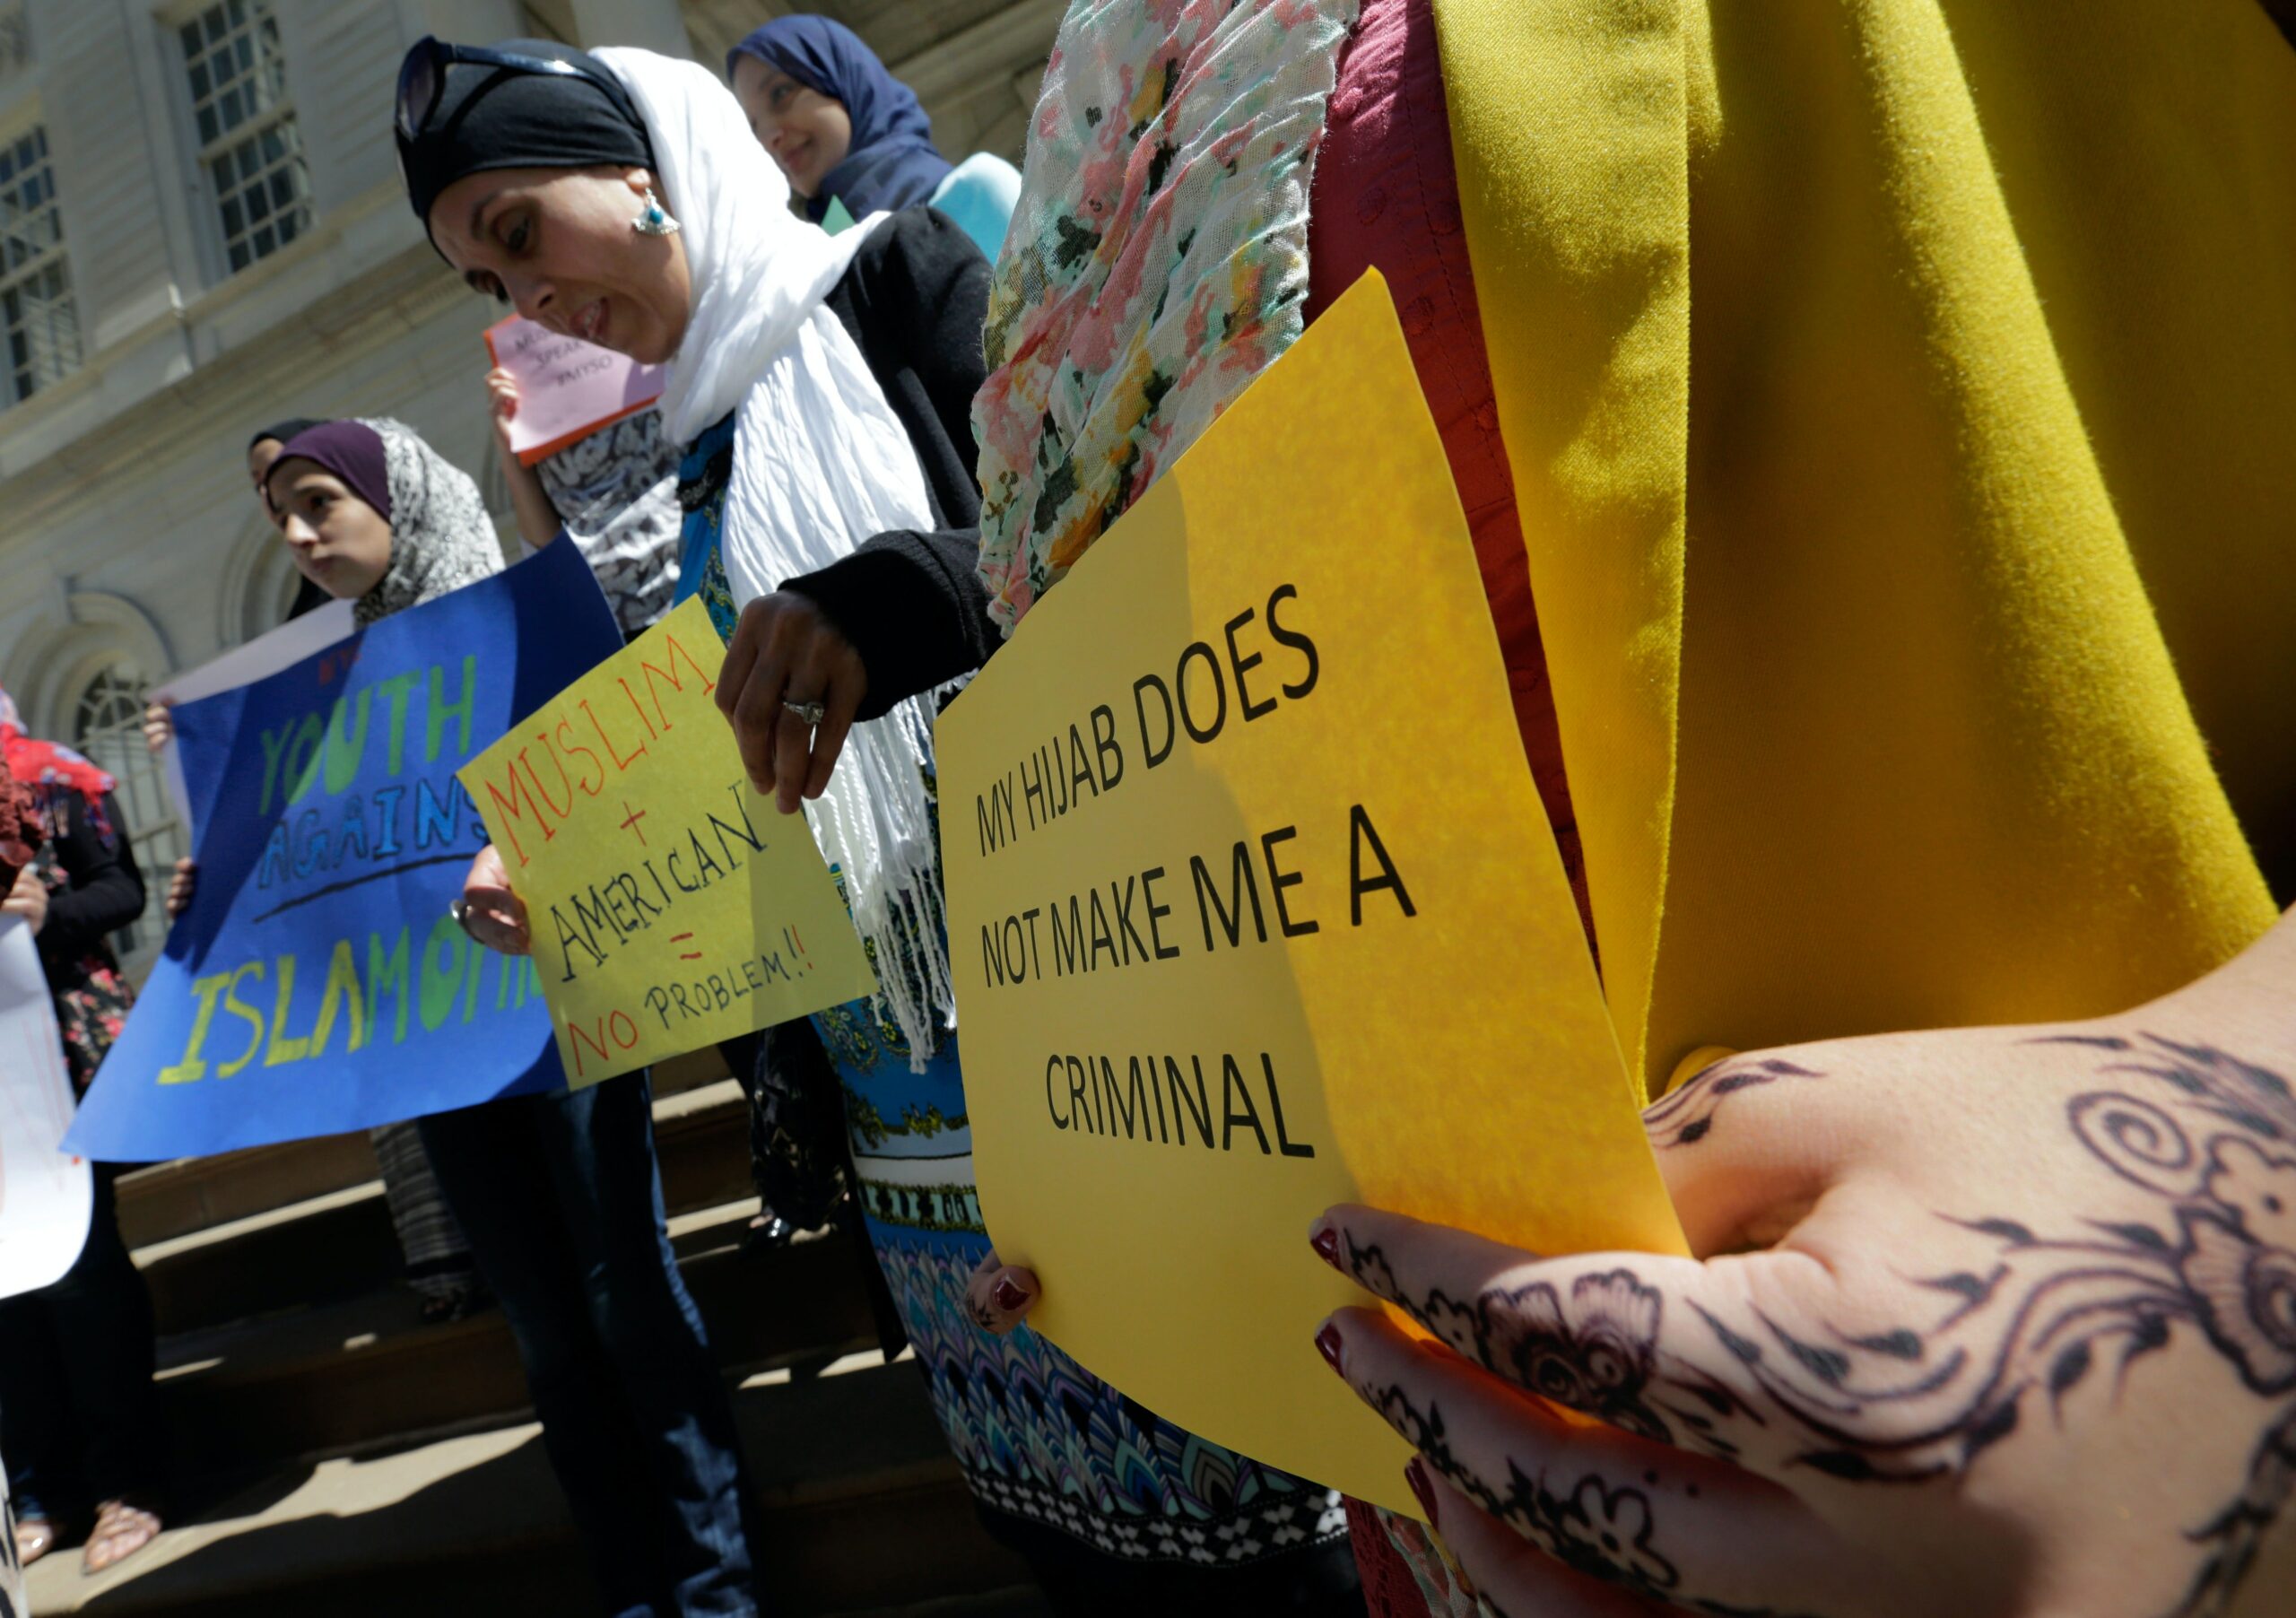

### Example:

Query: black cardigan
xmin=785 ymin=207 xmax=1003 ymax=719
xmin=37 ymin=790 xmax=144 ymax=992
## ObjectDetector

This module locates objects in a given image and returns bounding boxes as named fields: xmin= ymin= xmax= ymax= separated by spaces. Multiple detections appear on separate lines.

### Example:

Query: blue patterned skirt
xmin=813 ymin=996 xmax=1347 ymax=1568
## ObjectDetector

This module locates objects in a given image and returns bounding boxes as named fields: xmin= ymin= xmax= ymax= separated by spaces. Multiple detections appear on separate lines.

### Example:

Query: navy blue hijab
xmin=727 ymin=17 xmax=951 ymax=223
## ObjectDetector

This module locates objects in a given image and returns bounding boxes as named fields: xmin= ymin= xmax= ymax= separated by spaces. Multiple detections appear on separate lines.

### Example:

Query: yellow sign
xmin=936 ymin=273 xmax=1687 ymax=1517
xmin=457 ymin=597 xmax=877 ymax=1086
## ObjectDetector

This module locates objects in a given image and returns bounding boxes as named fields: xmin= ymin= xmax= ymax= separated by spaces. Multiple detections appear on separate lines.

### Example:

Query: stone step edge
xmin=114 ymin=1043 xmax=735 ymax=1246
xmin=126 ymin=1074 xmax=752 ymax=1266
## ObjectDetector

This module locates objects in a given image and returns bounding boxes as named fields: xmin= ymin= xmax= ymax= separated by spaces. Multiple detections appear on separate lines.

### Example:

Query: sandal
xmin=82 ymin=1498 xmax=161 ymax=1575
xmin=13 ymin=1513 xmax=56 ymax=1568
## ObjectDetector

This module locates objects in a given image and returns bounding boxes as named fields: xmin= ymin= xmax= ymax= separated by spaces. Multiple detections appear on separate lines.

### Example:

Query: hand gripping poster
xmin=0 ymin=915 xmax=92 ymax=1297
xmin=65 ymin=538 xmax=622 ymax=1161
xmin=936 ymin=274 xmax=1687 ymax=1513
xmin=457 ymin=597 xmax=877 ymax=1089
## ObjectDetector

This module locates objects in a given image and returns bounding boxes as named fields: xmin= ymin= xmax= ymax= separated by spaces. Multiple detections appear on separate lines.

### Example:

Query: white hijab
xmin=596 ymin=48 xmax=954 ymax=1062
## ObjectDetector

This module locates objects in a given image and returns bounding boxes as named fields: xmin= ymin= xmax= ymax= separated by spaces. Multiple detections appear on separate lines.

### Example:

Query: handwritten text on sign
xmin=458 ymin=597 xmax=877 ymax=1086
xmin=938 ymin=273 xmax=1685 ymax=1517
xmin=65 ymin=539 xmax=617 ymax=1161
xmin=484 ymin=316 xmax=666 ymax=465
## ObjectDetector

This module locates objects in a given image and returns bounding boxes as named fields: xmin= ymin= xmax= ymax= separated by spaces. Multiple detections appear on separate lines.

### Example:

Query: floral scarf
xmin=0 ymin=683 xmax=115 ymax=839
xmin=355 ymin=419 xmax=502 ymax=624
xmin=971 ymin=0 xmax=1358 ymax=630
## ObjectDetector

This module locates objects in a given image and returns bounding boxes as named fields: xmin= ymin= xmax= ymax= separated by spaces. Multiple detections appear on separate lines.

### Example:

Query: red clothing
xmin=1308 ymin=1 xmax=1598 ymax=1605
xmin=1304 ymin=0 xmax=1591 ymax=941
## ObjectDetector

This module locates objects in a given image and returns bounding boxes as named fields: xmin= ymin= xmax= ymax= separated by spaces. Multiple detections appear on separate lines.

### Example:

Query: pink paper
xmin=485 ymin=317 xmax=667 ymax=465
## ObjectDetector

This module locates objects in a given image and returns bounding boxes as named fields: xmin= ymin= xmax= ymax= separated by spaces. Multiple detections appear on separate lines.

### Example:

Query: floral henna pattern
xmin=1645 ymin=1057 xmax=1826 ymax=1150
xmin=1337 ymin=1240 xmax=1760 ymax=1459
xmin=1349 ymin=1035 xmax=2296 ymax=1618
xmin=1361 ymin=1377 xmax=1817 ymax=1618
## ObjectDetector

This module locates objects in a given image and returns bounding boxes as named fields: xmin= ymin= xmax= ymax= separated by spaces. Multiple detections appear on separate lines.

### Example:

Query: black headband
xmin=249 ymin=417 xmax=325 ymax=452
xmin=396 ymin=39 xmax=655 ymax=234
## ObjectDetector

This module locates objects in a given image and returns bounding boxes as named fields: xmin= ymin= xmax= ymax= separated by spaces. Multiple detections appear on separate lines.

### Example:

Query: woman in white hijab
xmin=396 ymin=37 xmax=1361 ymax=1616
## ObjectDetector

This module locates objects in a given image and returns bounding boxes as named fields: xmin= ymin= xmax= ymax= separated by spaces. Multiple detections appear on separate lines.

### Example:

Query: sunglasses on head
xmin=394 ymin=36 xmax=623 ymax=144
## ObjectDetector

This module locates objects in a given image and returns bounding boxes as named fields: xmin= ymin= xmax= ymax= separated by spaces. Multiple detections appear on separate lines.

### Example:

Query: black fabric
xmin=285 ymin=576 xmax=332 ymax=622
xmin=782 ymin=207 xmax=1001 ymax=720
xmin=37 ymin=792 xmax=142 ymax=992
xmin=397 ymin=39 xmax=654 ymax=233
xmin=248 ymin=417 xmax=324 ymax=452
xmin=981 ymin=1507 xmax=1367 ymax=1618
xmin=0 ymin=1163 xmax=166 ymax=1521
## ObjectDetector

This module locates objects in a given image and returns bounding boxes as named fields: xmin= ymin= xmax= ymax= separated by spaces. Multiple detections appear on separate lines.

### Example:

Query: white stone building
xmin=0 ymin=0 xmax=1055 ymax=972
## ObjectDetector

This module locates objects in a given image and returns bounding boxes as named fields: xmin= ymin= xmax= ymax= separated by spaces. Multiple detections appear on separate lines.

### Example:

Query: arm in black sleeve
xmin=898 ymin=213 xmax=997 ymax=474
xmin=785 ymin=208 xmax=1004 ymax=718
xmin=786 ymin=526 xmax=999 ymax=721
xmin=39 ymin=791 xmax=144 ymax=970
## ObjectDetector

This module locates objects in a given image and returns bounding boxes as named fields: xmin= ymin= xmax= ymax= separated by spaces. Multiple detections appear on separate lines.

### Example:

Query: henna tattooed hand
xmin=1314 ymin=908 xmax=2296 ymax=1618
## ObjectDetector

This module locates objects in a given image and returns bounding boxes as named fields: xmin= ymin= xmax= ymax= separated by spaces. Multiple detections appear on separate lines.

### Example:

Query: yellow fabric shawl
xmin=1428 ymin=0 xmax=2294 ymax=1093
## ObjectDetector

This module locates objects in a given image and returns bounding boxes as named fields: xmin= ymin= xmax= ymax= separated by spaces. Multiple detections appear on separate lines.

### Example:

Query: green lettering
xmin=366 ymin=927 xmax=412 ymax=1044
xmin=263 ymin=953 xmax=311 ymax=1066
xmin=216 ymin=961 xmax=269 ymax=1077
xmin=257 ymin=725 xmax=291 ymax=817
xmin=157 ymin=971 xmax=233 ymax=1083
xmin=426 ymin=655 xmax=477 ymax=764
xmin=374 ymin=671 xmax=422 ymax=775
xmin=309 ymin=938 xmax=366 ymax=1056
xmin=283 ymin=712 xmax=325 ymax=805
xmin=322 ymin=688 xmax=374 ymax=795
xmin=418 ymin=913 xmax=465 ymax=1031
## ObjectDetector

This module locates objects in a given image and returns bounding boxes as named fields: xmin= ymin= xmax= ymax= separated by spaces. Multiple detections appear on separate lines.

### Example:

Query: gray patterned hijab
xmin=352 ymin=417 xmax=500 ymax=625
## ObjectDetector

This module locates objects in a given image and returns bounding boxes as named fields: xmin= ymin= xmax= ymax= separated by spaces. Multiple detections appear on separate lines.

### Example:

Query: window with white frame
xmin=72 ymin=665 xmax=185 ymax=969
xmin=0 ymin=126 xmax=83 ymax=408
xmin=176 ymin=0 xmax=311 ymax=274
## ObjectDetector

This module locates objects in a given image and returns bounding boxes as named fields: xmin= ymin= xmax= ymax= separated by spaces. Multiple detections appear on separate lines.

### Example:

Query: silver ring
xmin=448 ymin=896 xmax=472 ymax=934
xmin=783 ymin=698 xmax=826 ymax=727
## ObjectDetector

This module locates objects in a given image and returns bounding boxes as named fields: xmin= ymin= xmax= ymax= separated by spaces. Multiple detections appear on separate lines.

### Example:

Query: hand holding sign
xmin=483 ymin=316 xmax=666 ymax=466
xmin=936 ymin=273 xmax=1686 ymax=1515
xmin=66 ymin=539 xmax=618 ymax=1161
xmin=458 ymin=598 xmax=877 ymax=1087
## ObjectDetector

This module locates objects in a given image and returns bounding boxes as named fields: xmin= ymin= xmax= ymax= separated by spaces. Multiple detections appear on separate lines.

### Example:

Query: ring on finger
xmin=783 ymin=697 xmax=826 ymax=727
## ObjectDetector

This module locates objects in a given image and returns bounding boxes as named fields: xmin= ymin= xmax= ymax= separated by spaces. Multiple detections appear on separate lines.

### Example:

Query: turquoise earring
xmin=633 ymin=186 xmax=681 ymax=238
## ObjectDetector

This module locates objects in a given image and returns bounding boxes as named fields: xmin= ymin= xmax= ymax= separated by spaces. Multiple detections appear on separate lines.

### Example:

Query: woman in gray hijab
xmin=159 ymin=416 xmax=768 ymax=1618
xmin=265 ymin=416 xmax=767 ymax=1617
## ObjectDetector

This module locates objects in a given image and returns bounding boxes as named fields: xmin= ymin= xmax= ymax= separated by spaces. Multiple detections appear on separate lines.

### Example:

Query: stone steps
xmin=153 ymin=1205 xmax=881 ymax=1475
xmin=30 ymin=1044 xmax=1053 ymax=1614
xmin=132 ymin=1074 xmax=755 ymax=1337
xmin=114 ymin=1045 xmax=732 ymax=1250
xmin=27 ymin=1355 xmax=1046 ymax=1617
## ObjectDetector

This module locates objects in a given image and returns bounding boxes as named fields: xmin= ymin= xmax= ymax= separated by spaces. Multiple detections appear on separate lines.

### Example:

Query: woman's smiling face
xmin=730 ymin=56 xmax=852 ymax=199
xmin=428 ymin=164 xmax=693 ymax=364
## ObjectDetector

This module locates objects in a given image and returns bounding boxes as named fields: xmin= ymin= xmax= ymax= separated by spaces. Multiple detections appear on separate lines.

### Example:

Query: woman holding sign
xmin=396 ymin=36 xmax=1361 ymax=1614
xmin=924 ymin=1 xmax=2293 ymax=1615
xmin=249 ymin=418 xmax=770 ymax=1618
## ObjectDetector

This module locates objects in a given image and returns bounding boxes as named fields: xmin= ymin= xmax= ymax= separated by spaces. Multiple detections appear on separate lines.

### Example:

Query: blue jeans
xmin=419 ymin=1072 xmax=763 ymax=1618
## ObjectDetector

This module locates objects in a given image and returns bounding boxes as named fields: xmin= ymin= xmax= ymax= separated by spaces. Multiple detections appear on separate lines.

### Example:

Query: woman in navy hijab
xmin=727 ymin=15 xmax=1020 ymax=258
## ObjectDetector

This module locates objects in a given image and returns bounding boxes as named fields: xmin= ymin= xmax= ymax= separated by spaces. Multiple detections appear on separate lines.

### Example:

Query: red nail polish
xmin=1405 ymin=1458 xmax=1440 ymax=1529
xmin=1310 ymin=1226 xmax=1341 ymax=1267
xmin=1315 ymin=1320 xmax=1344 ymax=1373
xmin=991 ymin=1276 xmax=1029 ymax=1312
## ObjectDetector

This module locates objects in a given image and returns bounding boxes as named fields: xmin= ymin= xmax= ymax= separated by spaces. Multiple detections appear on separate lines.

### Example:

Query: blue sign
xmin=66 ymin=539 xmax=622 ymax=1160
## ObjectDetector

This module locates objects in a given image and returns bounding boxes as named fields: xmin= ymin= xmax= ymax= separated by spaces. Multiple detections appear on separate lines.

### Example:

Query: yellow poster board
xmin=936 ymin=273 xmax=1687 ymax=1517
xmin=458 ymin=597 xmax=877 ymax=1087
